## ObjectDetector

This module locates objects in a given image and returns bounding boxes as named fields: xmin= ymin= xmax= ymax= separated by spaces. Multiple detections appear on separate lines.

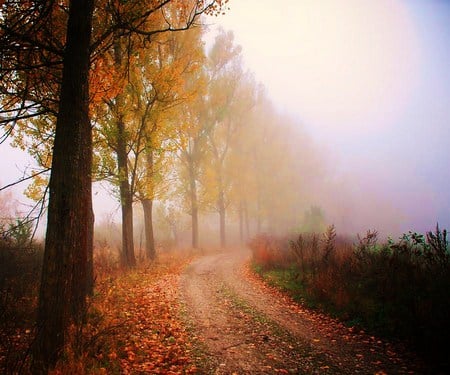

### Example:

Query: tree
xmin=302 ymin=206 xmax=327 ymax=233
xmin=133 ymin=26 xmax=205 ymax=259
xmin=173 ymin=77 xmax=209 ymax=248
xmin=1 ymin=0 xmax=226 ymax=371
xmin=102 ymin=36 xmax=138 ymax=268
xmin=30 ymin=1 xmax=95 ymax=371
xmin=202 ymin=29 xmax=247 ymax=247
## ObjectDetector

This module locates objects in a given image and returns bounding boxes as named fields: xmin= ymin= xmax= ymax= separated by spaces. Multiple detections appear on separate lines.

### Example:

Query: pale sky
xmin=210 ymin=0 xmax=450 ymax=233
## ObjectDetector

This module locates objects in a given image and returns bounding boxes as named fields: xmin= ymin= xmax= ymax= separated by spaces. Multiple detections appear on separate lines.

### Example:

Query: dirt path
xmin=180 ymin=249 xmax=425 ymax=374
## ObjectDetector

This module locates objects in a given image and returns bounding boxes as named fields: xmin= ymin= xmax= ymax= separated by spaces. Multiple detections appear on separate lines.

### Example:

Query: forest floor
xmin=180 ymin=248 xmax=427 ymax=374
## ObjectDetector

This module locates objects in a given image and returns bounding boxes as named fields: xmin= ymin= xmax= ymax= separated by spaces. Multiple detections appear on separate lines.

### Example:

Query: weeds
xmin=249 ymin=225 xmax=450 ymax=370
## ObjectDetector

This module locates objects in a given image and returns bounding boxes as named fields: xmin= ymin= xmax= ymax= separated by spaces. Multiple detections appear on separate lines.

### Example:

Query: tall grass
xmin=249 ymin=225 xmax=450 ymax=369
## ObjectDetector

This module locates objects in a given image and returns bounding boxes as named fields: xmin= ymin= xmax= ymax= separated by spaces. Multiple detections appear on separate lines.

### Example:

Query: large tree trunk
xmin=142 ymin=198 xmax=156 ymax=260
xmin=117 ymin=117 xmax=136 ymax=268
xmin=32 ymin=0 xmax=95 ymax=372
xmin=189 ymin=163 xmax=199 ymax=249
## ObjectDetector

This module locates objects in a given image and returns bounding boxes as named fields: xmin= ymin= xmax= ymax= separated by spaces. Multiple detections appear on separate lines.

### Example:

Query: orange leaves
xmin=90 ymin=56 xmax=124 ymax=108
xmin=88 ymin=254 xmax=197 ymax=374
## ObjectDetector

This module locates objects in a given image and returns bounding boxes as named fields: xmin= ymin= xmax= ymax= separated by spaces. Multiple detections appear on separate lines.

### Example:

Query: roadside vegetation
xmin=0 ymin=223 xmax=198 ymax=374
xmin=249 ymin=225 xmax=450 ymax=371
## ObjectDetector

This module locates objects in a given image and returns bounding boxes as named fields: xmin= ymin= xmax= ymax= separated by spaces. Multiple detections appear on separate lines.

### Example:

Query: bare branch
xmin=0 ymin=168 xmax=51 ymax=192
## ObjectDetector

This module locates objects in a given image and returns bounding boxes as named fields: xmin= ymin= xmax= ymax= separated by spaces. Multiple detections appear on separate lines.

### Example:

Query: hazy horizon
xmin=209 ymin=0 xmax=450 ymax=235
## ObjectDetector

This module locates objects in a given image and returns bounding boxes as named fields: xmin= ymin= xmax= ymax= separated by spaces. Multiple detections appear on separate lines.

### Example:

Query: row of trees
xmin=9 ymin=23 xmax=327 ymax=264
xmin=0 ymin=0 xmax=228 ymax=372
xmin=92 ymin=27 xmax=327 ymax=261
xmin=1 ymin=0 xmax=327 ymax=371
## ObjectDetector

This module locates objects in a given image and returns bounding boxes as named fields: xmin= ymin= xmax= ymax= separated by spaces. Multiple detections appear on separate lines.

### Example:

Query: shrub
xmin=250 ymin=225 xmax=450 ymax=369
xmin=248 ymin=234 xmax=294 ymax=270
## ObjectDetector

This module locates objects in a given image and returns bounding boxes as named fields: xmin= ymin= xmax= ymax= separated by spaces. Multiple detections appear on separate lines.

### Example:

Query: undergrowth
xmin=0 ymin=236 xmax=198 ymax=374
xmin=249 ymin=225 xmax=450 ymax=371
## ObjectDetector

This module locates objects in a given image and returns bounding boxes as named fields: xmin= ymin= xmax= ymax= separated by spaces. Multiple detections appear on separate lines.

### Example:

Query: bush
xmin=248 ymin=234 xmax=295 ymax=270
xmin=249 ymin=225 xmax=450 ymax=369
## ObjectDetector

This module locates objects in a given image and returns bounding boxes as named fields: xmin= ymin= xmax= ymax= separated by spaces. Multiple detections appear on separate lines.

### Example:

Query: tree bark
xmin=32 ymin=0 xmax=95 ymax=371
xmin=142 ymin=198 xmax=156 ymax=260
xmin=114 ymin=38 xmax=135 ymax=268
xmin=117 ymin=116 xmax=136 ymax=268
xmin=141 ymin=146 xmax=156 ymax=260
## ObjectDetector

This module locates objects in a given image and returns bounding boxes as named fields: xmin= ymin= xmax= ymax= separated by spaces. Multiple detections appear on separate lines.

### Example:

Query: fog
xmin=1 ymin=0 xmax=450 ymax=246
xmin=211 ymin=0 xmax=450 ymax=235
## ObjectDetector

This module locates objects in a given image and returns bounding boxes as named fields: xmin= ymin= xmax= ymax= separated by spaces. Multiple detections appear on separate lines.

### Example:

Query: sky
xmin=208 ymin=0 xmax=450 ymax=234
xmin=1 ymin=0 xmax=450 ymax=236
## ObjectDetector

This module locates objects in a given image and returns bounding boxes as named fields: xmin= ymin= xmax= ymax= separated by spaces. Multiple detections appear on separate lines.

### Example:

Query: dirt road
xmin=180 ymin=249 xmax=424 ymax=374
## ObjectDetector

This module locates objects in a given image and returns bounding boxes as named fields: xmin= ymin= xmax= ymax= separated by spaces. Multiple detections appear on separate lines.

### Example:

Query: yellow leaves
xmin=24 ymin=172 xmax=48 ymax=202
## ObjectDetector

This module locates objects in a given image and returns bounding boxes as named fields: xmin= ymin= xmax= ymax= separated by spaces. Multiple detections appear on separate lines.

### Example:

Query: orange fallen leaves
xmin=54 ymin=253 xmax=198 ymax=374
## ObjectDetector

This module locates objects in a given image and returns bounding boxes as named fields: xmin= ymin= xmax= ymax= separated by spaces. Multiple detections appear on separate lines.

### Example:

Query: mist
xmin=210 ymin=0 xmax=450 ymax=237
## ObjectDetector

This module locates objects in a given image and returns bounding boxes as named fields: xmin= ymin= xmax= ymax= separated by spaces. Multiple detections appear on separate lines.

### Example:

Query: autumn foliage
xmin=0 ymin=246 xmax=199 ymax=374
xmin=248 ymin=234 xmax=291 ymax=269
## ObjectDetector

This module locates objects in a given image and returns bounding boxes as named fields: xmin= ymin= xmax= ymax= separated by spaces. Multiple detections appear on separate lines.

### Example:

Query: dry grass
xmin=249 ymin=226 xmax=450 ymax=371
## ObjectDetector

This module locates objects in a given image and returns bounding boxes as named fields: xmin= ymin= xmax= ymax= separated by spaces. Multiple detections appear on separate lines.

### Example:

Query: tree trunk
xmin=117 ymin=117 xmax=136 ymax=268
xmin=142 ymin=198 xmax=156 ymax=260
xmin=142 ymin=146 xmax=156 ymax=260
xmin=32 ymin=0 xmax=94 ymax=372
xmin=189 ymin=163 xmax=199 ymax=249
xmin=256 ymin=188 xmax=262 ymax=234
xmin=171 ymin=222 xmax=179 ymax=245
xmin=238 ymin=200 xmax=244 ymax=244
xmin=216 ymin=168 xmax=226 ymax=248
xmin=114 ymin=39 xmax=135 ymax=268
xmin=244 ymin=200 xmax=250 ymax=241
xmin=218 ymin=190 xmax=226 ymax=248
xmin=87 ymin=209 xmax=94 ymax=296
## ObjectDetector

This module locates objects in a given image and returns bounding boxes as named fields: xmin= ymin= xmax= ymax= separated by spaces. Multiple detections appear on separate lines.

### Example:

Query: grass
xmin=248 ymin=226 xmax=450 ymax=372
xmin=252 ymin=264 xmax=307 ymax=304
